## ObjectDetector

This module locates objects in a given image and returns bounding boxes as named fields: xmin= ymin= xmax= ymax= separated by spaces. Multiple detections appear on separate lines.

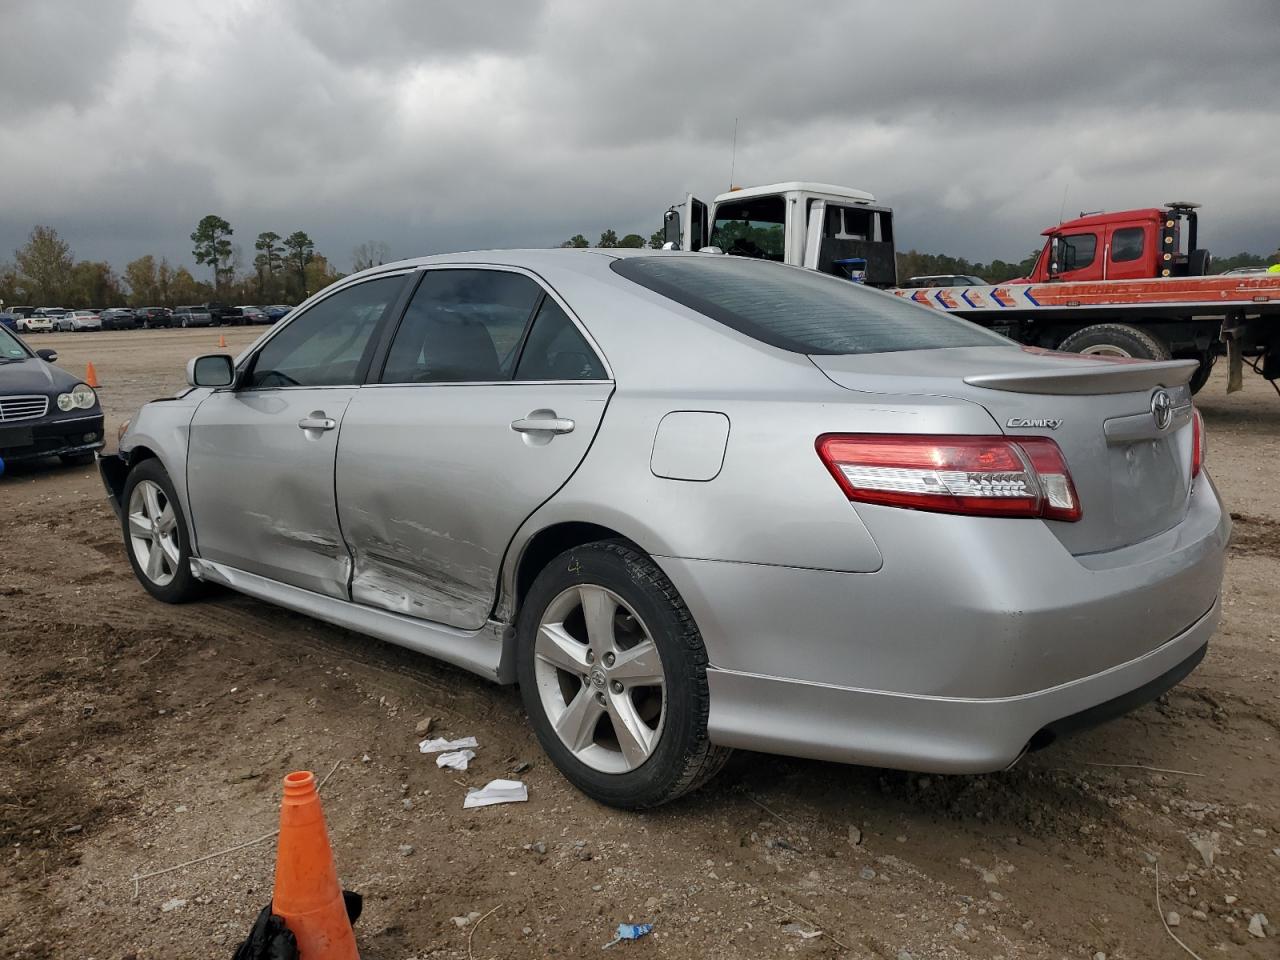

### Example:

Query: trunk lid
xmin=810 ymin=345 xmax=1198 ymax=555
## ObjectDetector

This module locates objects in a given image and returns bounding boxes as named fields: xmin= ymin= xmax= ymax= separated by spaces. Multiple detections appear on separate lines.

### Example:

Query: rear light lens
xmin=816 ymin=434 xmax=1082 ymax=522
xmin=1191 ymin=407 xmax=1204 ymax=479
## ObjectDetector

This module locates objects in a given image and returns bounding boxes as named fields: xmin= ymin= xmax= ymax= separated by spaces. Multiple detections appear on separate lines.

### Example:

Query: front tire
xmin=516 ymin=540 xmax=730 ymax=809
xmin=120 ymin=459 xmax=205 ymax=603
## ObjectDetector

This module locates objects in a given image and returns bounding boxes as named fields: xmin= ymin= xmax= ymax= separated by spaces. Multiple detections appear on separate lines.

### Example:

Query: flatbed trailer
xmin=891 ymin=274 xmax=1280 ymax=394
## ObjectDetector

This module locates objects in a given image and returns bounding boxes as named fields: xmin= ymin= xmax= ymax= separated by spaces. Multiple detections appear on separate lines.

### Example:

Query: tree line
xmin=561 ymin=229 xmax=668 ymax=249
xmin=0 ymin=217 xmax=378 ymax=310
xmin=6 ymin=219 xmax=1274 ymax=310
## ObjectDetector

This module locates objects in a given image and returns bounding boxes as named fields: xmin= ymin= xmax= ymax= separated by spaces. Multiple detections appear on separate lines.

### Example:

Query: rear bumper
xmin=657 ymin=471 xmax=1228 ymax=772
xmin=703 ymin=600 xmax=1216 ymax=772
xmin=0 ymin=413 xmax=105 ymax=462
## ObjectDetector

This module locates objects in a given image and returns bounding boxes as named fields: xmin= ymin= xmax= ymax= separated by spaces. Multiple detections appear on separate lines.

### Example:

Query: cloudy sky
xmin=2 ymin=0 xmax=1277 ymax=276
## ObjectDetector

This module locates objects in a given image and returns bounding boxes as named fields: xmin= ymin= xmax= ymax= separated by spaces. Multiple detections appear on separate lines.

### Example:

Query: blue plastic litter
xmin=603 ymin=923 xmax=653 ymax=948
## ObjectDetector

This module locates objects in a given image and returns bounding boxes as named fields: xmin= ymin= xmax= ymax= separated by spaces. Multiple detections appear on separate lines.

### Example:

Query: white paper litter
xmin=436 ymin=749 xmax=476 ymax=771
xmin=463 ymin=778 xmax=528 ymax=809
xmin=418 ymin=736 xmax=478 ymax=754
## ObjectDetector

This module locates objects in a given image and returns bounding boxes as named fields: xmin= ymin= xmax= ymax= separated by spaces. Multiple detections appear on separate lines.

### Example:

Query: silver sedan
xmin=100 ymin=250 xmax=1228 ymax=808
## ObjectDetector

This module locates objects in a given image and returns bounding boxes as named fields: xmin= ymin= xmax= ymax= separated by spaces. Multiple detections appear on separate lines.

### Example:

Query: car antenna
xmin=1058 ymin=182 xmax=1069 ymax=224
xmin=728 ymin=117 xmax=739 ymax=191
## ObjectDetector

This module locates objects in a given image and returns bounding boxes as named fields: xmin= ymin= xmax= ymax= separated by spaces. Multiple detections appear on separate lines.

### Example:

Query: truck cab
xmin=1018 ymin=203 xmax=1209 ymax=284
xmin=664 ymin=181 xmax=898 ymax=287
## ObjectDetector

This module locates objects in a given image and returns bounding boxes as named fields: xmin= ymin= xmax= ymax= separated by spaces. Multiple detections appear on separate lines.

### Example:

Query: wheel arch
xmin=510 ymin=520 xmax=641 ymax=611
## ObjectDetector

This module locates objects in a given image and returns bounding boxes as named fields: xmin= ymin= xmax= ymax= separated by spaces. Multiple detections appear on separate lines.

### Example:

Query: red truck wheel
xmin=1057 ymin=323 xmax=1171 ymax=362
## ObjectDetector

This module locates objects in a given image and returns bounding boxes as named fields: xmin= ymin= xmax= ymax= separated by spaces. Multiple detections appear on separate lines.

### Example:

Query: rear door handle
xmin=298 ymin=415 xmax=336 ymax=431
xmin=511 ymin=416 xmax=575 ymax=435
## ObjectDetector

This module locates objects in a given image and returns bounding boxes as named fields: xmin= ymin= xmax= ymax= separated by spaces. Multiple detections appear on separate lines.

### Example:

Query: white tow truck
xmin=663 ymin=181 xmax=899 ymax=287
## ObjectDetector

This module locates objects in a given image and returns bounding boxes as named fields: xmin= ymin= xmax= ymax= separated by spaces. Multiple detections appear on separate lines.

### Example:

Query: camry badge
xmin=1151 ymin=389 xmax=1173 ymax=431
xmin=1006 ymin=417 xmax=1063 ymax=430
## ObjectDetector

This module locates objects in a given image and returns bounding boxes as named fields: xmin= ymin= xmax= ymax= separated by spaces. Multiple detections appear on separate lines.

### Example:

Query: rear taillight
xmin=816 ymin=434 xmax=1082 ymax=522
xmin=1191 ymin=407 xmax=1204 ymax=479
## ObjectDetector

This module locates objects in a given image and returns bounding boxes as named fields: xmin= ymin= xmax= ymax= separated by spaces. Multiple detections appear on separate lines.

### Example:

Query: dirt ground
xmin=2 ymin=328 xmax=1277 ymax=959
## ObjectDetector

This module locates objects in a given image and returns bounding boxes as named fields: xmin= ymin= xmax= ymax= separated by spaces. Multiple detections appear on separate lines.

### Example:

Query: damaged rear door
xmin=335 ymin=266 xmax=612 ymax=629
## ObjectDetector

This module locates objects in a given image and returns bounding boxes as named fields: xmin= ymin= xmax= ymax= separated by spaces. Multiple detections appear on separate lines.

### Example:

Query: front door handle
xmin=511 ymin=415 xmax=575 ymax=435
xmin=298 ymin=414 xmax=336 ymax=431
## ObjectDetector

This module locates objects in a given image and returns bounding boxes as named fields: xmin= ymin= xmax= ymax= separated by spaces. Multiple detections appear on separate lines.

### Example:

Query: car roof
xmin=322 ymin=250 xmax=848 ymax=393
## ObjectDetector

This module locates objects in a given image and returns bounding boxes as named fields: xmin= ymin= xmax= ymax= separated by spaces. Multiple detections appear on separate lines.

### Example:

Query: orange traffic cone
xmin=84 ymin=362 xmax=100 ymax=388
xmin=218 ymin=333 xmax=228 ymax=348
xmin=272 ymin=771 xmax=360 ymax=959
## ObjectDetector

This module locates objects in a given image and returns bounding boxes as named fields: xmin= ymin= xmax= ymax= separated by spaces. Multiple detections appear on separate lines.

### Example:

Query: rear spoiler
xmin=964 ymin=358 xmax=1198 ymax=395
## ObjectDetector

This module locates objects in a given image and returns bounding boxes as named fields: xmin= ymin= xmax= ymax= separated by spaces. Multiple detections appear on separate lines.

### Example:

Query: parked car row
xmin=0 ymin=303 xmax=294 ymax=333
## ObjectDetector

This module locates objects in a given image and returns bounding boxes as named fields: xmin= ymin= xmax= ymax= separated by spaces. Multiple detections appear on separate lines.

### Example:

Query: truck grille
xmin=0 ymin=395 xmax=50 ymax=422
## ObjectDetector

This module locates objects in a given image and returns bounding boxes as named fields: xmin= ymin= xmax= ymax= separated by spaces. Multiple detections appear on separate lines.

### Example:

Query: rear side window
xmin=515 ymin=298 xmax=606 ymax=380
xmin=611 ymin=257 xmax=1007 ymax=355
xmin=381 ymin=269 xmax=543 ymax=383
xmin=1111 ymin=227 xmax=1144 ymax=263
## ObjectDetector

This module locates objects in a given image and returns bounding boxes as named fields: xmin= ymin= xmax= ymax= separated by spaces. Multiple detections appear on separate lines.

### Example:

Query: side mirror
xmin=663 ymin=208 xmax=682 ymax=247
xmin=187 ymin=354 xmax=235 ymax=388
xmin=36 ymin=348 xmax=58 ymax=362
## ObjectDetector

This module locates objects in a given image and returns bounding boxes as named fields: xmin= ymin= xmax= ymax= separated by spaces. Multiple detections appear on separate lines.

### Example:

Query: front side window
xmin=246 ymin=275 xmax=404 ymax=388
xmin=1058 ymin=233 xmax=1097 ymax=271
xmin=708 ymin=196 xmax=786 ymax=260
xmin=381 ymin=269 xmax=542 ymax=383
xmin=514 ymin=298 xmax=606 ymax=381
xmin=1111 ymin=227 xmax=1145 ymax=263
xmin=612 ymin=256 xmax=1008 ymax=355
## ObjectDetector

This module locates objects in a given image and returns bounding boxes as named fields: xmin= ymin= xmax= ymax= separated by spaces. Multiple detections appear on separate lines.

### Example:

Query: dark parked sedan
xmin=99 ymin=307 xmax=138 ymax=330
xmin=135 ymin=307 xmax=173 ymax=328
xmin=0 ymin=325 xmax=104 ymax=467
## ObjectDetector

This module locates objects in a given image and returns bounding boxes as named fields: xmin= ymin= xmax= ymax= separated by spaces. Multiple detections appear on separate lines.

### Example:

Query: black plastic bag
xmin=231 ymin=892 xmax=362 ymax=960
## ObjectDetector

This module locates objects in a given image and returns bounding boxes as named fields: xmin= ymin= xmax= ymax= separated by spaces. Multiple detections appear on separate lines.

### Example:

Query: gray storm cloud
xmin=0 ymin=0 xmax=1276 ymax=274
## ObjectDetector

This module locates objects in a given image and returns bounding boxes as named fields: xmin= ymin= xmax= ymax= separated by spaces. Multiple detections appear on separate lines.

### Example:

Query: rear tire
xmin=120 ymin=459 xmax=206 ymax=603
xmin=1057 ymin=323 xmax=1171 ymax=361
xmin=516 ymin=540 xmax=730 ymax=809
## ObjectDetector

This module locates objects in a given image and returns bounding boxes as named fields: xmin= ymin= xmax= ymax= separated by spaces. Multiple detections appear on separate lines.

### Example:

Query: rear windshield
xmin=611 ymin=256 xmax=1008 ymax=355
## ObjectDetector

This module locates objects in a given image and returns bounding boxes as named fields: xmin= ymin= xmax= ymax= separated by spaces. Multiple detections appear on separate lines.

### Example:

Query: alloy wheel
xmin=533 ymin=584 xmax=667 ymax=774
xmin=127 ymin=479 xmax=181 ymax=586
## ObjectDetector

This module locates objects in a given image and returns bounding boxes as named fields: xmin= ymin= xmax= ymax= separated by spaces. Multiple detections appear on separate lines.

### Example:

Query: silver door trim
xmin=190 ymin=558 xmax=509 ymax=681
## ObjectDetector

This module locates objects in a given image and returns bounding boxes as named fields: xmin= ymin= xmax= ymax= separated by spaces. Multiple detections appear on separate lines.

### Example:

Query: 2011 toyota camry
xmin=99 ymin=250 xmax=1228 ymax=808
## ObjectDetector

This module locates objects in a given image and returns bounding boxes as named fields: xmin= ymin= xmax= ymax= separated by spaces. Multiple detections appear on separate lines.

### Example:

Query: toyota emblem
xmin=1151 ymin=389 xmax=1174 ymax=431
